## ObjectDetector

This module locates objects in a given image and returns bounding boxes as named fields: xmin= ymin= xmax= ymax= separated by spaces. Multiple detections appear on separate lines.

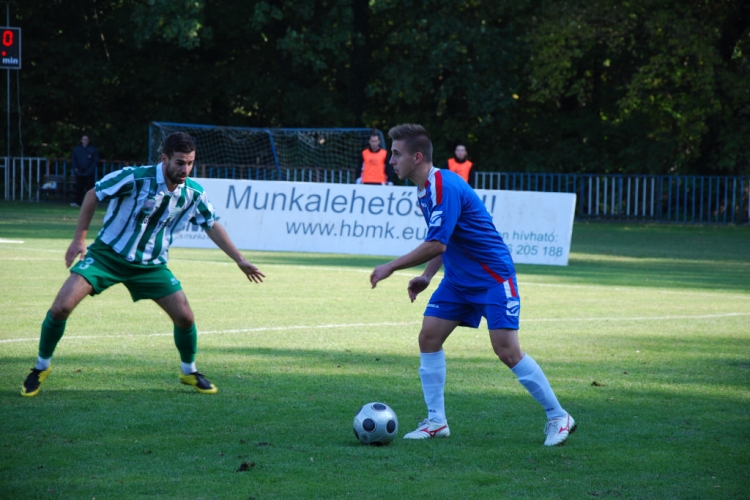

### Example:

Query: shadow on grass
xmin=518 ymin=255 xmax=750 ymax=292
xmin=570 ymin=222 xmax=750 ymax=262
xmin=512 ymin=223 xmax=750 ymax=292
xmin=3 ymin=343 xmax=747 ymax=433
xmin=4 ymin=324 xmax=748 ymax=401
xmin=198 ymin=342 xmax=750 ymax=393
xmin=2 ymin=341 xmax=748 ymax=498
xmin=0 ymin=200 xmax=106 ymax=240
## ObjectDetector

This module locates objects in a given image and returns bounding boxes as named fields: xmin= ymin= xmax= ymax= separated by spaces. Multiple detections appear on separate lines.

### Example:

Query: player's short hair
xmin=388 ymin=124 xmax=433 ymax=162
xmin=162 ymin=132 xmax=196 ymax=158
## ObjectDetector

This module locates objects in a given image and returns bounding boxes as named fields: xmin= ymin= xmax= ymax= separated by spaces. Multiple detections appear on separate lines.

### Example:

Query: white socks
xmin=181 ymin=362 xmax=197 ymax=375
xmin=35 ymin=356 xmax=51 ymax=370
xmin=35 ymin=357 xmax=199 ymax=376
xmin=511 ymin=354 xmax=566 ymax=420
xmin=419 ymin=350 xmax=447 ymax=423
xmin=418 ymin=351 xmax=565 ymax=423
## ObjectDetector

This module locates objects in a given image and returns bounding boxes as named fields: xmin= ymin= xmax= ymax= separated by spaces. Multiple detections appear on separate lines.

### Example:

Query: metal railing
xmin=2 ymin=157 xmax=138 ymax=202
xmin=3 ymin=157 xmax=748 ymax=224
xmin=475 ymin=172 xmax=750 ymax=224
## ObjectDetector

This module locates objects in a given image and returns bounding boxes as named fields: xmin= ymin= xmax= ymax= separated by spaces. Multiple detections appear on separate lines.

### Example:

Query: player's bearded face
xmin=163 ymin=151 xmax=195 ymax=186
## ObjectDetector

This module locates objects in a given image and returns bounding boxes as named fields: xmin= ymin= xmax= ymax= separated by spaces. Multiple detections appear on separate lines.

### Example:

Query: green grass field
xmin=1 ymin=200 xmax=749 ymax=499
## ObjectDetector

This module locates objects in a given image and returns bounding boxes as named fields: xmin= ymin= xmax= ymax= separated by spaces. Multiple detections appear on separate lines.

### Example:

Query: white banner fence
xmin=172 ymin=179 xmax=577 ymax=266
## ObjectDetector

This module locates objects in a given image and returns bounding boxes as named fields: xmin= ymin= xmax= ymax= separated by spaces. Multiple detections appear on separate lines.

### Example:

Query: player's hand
xmin=238 ymin=261 xmax=265 ymax=284
xmin=65 ymin=240 xmax=87 ymax=268
xmin=407 ymin=275 xmax=431 ymax=302
xmin=370 ymin=264 xmax=393 ymax=288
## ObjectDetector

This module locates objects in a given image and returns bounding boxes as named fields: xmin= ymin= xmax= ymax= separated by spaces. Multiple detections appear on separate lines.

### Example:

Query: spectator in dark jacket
xmin=71 ymin=135 xmax=99 ymax=207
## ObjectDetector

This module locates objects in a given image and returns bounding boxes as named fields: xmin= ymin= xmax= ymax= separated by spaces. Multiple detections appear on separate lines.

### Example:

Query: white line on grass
xmin=0 ymin=257 xmax=63 ymax=261
xmin=523 ymin=312 xmax=750 ymax=322
xmin=6 ymin=249 xmax=750 ymax=291
xmin=0 ymin=321 xmax=421 ymax=344
xmin=5 ymin=252 xmax=749 ymax=299
xmin=0 ymin=246 xmax=60 ymax=254
xmin=521 ymin=282 xmax=750 ymax=300
xmin=2 ymin=313 xmax=748 ymax=344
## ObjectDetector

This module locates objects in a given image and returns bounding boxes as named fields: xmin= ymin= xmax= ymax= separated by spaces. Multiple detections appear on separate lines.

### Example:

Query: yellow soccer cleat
xmin=21 ymin=366 xmax=52 ymax=397
xmin=179 ymin=372 xmax=218 ymax=394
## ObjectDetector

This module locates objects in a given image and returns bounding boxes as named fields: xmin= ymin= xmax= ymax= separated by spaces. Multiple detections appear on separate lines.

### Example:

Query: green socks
xmin=39 ymin=313 xmax=199 ymax=367
xmin=173 ymin=324 xmax=198 ymax=363
xmin=38 ymin=310 xmax=66 ymax=360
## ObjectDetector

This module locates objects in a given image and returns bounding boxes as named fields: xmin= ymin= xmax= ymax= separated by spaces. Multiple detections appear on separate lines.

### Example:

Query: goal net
xmin=149 ymin=122 xmax=385 ymax=181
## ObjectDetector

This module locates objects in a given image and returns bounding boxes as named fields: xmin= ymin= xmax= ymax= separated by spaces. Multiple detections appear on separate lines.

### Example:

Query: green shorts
xmin=71 ymin=240 xmax=182 ymax=302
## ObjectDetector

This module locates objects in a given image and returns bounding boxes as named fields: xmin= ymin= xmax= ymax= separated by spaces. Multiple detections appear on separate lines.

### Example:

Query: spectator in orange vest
xmin=356 ymin=131 xmax=395 ymax=185
xmin=445 ymin=143 xmax=475 ymax=188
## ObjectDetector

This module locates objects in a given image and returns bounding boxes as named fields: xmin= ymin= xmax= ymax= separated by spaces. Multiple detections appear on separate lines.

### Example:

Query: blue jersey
xmin=418 ymin=167 xmax=516 ymax=289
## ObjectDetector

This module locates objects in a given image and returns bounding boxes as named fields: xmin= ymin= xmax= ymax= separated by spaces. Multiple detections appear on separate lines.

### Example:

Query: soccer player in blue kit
xmin=370 ymin=124 xmax=576 ymax=446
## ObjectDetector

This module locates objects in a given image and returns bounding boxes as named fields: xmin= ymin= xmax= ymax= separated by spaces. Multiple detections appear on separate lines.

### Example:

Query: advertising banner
xmin=173 ymin=179 xmax=576 ymax=265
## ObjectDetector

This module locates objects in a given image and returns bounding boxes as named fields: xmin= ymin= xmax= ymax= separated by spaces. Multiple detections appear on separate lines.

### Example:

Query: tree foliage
xmin=5 ymin=0 xmax=749 ymax=174
xmin=521 ymin=0 xmax=750 ymax=174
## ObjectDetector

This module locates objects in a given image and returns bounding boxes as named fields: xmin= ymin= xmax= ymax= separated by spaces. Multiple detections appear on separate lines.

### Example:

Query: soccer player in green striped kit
xmin=21 ymin=132 xmax=265 ymax=397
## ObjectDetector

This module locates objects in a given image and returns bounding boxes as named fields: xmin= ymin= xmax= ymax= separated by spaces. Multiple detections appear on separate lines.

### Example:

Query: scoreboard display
xmin=0 ymin=28 xmax=21 ymax=70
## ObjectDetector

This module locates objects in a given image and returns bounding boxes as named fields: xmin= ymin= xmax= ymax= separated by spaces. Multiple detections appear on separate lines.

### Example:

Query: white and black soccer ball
xmin=353 ymin=402 xmax=398 ymax=446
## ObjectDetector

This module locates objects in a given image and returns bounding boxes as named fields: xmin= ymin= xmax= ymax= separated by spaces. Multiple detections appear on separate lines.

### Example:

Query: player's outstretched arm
xmin=205 ymin=222 xmax=265 ymax=284
xmin=65 ymin=188 xmax=98 ymax=268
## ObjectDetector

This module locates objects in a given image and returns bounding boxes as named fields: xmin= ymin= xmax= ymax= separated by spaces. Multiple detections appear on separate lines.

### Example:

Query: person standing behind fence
xmin=71 ymin=135 xmax=99 ymax=207
xmin=444 ymin=143 xmax=475 ymax=188
xmin=356 ymin=130 xmax=395 ymax=185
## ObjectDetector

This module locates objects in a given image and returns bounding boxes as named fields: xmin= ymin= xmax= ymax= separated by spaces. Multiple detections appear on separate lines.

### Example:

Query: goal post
xmin=149 ymin=122 xmax=385 ymax=181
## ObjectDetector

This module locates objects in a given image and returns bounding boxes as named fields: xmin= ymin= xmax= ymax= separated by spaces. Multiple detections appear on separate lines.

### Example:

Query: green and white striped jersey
xmin=94 ymin=163 xmax=216 ymax=265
